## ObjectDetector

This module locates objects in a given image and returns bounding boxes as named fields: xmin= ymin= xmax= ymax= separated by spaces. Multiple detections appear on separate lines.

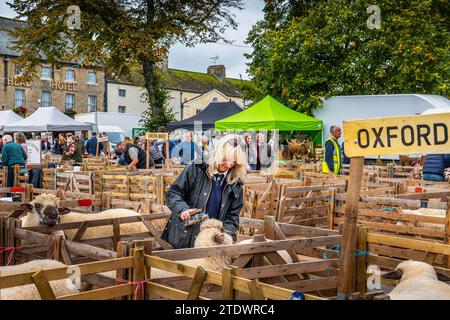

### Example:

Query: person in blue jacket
xmin=423 ymin=154 xmax=450 ymax=182
xmin=85 ymin=132 xmax=104 ymax=156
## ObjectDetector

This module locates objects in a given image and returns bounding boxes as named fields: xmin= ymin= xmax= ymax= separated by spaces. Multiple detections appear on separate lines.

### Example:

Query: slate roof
xmin=0 ymin=16 xmax=27 ymax=57
xmin=108 ymin=68 xmax=247 ymax=98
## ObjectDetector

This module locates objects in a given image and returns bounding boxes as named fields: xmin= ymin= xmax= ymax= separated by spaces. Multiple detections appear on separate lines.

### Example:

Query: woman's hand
xmin=179 ymin=208 xmax=199 ymax=221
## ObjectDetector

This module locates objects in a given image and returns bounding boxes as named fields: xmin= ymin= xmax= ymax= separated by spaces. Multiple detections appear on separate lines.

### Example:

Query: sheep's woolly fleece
xmin=32 ymin=193 xmax=60 ymax=206
xmin=388 ymin=260 xmax=450 ymax=300
xmin=0 ymin=259 xmax=80 ymax=300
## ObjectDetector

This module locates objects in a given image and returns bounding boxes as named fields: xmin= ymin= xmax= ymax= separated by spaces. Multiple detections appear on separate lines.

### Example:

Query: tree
xmin=139 ymin=86 xmax=177 ymax=132
xmin=8 ymin=0 xmax=243 ymax=117
xmin=245 ymin=0 xmax=450 ymax=114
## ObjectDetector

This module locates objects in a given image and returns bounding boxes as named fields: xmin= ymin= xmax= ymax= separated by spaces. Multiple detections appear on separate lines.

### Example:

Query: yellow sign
xmin=343 ymin=113 xmax=450 ymax=157
xmin=145 ymin=132 xmax=169 ymax=140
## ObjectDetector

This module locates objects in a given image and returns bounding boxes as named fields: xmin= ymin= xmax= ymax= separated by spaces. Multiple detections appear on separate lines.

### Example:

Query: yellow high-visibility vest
xmin=322 ymin=137 xmax=341 ymax=174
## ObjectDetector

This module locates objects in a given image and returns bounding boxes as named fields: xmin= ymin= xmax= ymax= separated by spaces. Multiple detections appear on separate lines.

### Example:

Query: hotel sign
xmin=7 ymin=78 xmax=77 ymax=91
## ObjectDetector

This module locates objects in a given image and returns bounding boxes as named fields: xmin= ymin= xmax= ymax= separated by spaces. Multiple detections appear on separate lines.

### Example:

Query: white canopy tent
xmin=3 ymin=107 xmax=93 ymax=132
xmin=0 ymin=110 xmax=22 ymax=131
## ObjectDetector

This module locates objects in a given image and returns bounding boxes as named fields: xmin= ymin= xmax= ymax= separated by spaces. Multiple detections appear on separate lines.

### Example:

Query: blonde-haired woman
xmin=162 ymin=134 xmax=247 ymax=248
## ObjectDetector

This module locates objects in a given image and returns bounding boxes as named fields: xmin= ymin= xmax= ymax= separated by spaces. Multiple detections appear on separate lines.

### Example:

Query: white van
xmin=98 ymin=125 xmax=125 ymax=152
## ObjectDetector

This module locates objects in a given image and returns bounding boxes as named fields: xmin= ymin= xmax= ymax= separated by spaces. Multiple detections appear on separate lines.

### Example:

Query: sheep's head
xmin=382 ymin=260 xmax=450 ymax=283
xmin=21 ymin=194 xmax=71 ymax=226
xmin=195 ymin=219 xmax=233 ymax=247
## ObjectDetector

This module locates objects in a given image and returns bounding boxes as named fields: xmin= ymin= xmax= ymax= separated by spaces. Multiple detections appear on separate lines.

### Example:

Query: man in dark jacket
xmin=85 ymin=132 xmax=104 ymax=156
xmin=161 ymin=137 xmax=245 ymax=249
xmin=423 ymin=154 xmax=450 ymax=182
xmin=117 ymin=142 xmax=148 ymax=170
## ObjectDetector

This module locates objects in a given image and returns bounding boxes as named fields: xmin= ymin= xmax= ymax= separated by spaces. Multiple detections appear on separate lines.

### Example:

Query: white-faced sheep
xmin=0 ymin=259 xmax=80 ymax=300
xmin=20 ymin=194 xmax=151 ymax=245
xmin=383 ymin=260 xmax=450 ymax=300
xmin=150 ymin=219 xmax=234 ymax=279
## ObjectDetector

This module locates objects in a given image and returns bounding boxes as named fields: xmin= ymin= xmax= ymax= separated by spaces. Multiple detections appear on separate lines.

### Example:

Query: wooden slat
xmin=186 ymin=267 xmax=207 ymax=300
xmin=367 ymin=233 xmax=450 ymax=255
xmin=58 ymin=284 xmax=133 ymax=300
xmin=32 ymin=270 xmax=56 ymax=300
xmin=238 ymin=259 xmax=339 ymax=279
xmin=153 ymin=235 xmax=342 ymax=261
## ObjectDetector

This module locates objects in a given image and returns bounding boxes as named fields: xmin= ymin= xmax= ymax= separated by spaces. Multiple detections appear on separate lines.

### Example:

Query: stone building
xmin=0 ymin=16 xmax=105 ymax=115
xmin=107 ymin=63 xmax=248 ymax=120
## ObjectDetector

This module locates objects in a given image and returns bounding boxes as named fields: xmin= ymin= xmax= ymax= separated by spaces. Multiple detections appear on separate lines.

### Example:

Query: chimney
xmin=207 ymin=65 xmax=226 ymax=80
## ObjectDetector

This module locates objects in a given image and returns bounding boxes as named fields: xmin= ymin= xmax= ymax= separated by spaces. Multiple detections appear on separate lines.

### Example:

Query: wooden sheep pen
xmin=0 ymin=244 xmax=328 ymax=300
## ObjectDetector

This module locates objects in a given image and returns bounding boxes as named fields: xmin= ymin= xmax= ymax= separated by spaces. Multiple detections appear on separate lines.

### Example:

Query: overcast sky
xmin=0 ymin=0 xmax=264 ymax=79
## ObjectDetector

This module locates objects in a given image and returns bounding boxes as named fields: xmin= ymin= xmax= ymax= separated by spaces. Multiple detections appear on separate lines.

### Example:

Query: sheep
xmin=20 ymin=194 xmax=152 ymax=247
xmin=0 ymin=259 xmax=80 ymax=300
xmin=399 ymin=208 xmax=445 ymax=231
xmin=150 ymin=219 xmax=234 ymax=279
xmin=383 ymin=260 xmax=450 ymax=300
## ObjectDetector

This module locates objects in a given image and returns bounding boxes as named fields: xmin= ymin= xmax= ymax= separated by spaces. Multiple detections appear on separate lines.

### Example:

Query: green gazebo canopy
xmin=215 ymin=95 xmax=323 ymax=143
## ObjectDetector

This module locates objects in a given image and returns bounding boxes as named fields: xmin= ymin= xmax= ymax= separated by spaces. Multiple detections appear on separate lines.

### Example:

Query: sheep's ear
xmin=214 ymin=233 xmax=225 ymax=245
xmin=58 ymin=207 xmax=71 ymax=215
xmin=382 ymin=269 xmax=403 ymax=280
xmin=437 ymin=272 xmax=450 ymax=282
xmin=21 ymin=203 xmax=33 ymax=212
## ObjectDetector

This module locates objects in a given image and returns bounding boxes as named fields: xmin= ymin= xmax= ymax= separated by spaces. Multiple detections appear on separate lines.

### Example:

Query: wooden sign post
xmin=145 ymin=132 xmax=171 ymax=170
xmin=338 ymin=113 xmax=450 ymax=299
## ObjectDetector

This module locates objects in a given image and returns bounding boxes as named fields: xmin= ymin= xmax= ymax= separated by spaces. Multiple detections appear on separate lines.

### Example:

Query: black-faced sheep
xmin=383 ymin=260 xmax=450 ymax=300
xmin=0 ymin=259 xmax=80 ymax=300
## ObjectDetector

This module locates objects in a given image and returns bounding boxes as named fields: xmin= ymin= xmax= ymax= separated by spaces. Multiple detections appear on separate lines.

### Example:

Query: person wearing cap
xmin=2 ymin=134 xmax=27 ymax=187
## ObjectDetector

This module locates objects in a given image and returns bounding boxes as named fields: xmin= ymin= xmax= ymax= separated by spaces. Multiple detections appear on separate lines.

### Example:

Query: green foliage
xmin=139 ymin=86 xmax=176 ymax=132
xmin=8 ymin=0 xmax=243 ymax=115
xmin=64 ymin=109 xmax=77 ymax=118
xmin=245 ymin=0 xmax=450 ymax=114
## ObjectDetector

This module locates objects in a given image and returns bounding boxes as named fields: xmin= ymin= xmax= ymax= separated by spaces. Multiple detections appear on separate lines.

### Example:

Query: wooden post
xmin=112 ymin=218 xmax=120 ymax=251
xmin=328 ymin=188 xmax=336 ymax=230
xmin=165 ymin=137 xmax=170 ymax=169
xmin=337 ymin=156 xmax=364 ymax=299
xmin=248 ymin=279 xmax=265 ymax=300
xmin=146 ymin=139 xmax=150 ymax=170
xmin=445 ymin=198 xmax=450 ymax=269
xmin=116 ymin=241 xmax=129 ymax=300
xmin=32 ymin=270 xmax=56 ymax=300
xmin=264 ymin=215 xmax=276 ymax=240
xmin=356 ymin=226 xmax=369 ymax=295
xmin=131 ymin=247 xmax=145 ymax=300
xmin=187 ymin=266 xmax=207 ymax=300
xmin=222 ymin=266 xmax=238 ymax=300
xmin=7 ymin=218 xmax=16 ymax=265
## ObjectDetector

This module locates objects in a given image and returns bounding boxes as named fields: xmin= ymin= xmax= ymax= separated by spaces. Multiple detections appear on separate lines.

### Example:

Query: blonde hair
xmin=206 ymin=134 xmax=247 ymax=185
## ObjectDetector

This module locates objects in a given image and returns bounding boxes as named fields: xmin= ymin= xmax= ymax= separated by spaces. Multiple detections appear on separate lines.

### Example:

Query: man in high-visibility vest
xmin=322 ymin=125 xmax=342 ymax=175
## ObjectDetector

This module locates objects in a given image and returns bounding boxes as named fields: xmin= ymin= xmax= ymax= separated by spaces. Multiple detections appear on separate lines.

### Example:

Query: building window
xmin=118 ymin=106 xmax=126 ymax=113
xmin=41 ymin=66 xmax=52 ymax=80
xmin=88 ymin=95 xmax=97 ymax=112
xmin=15 ymin=64 xmax=24 ymax=77
xmin=14 ymin=89 xmax=25 ymax=107
xmin=118 ymin=89 xmax=126 ymax=97
xmin=65 ymin=67 xmax=75 ymax=82
xmin=41 ymin=91 xmax=52 ymax=107
xmin=212 ymin=97 xmax=219 ymax=103
xmin=87 ymin=71 xmax=97 ymax=84
xmin=65 ymin=94 xmax=75 ymax=111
